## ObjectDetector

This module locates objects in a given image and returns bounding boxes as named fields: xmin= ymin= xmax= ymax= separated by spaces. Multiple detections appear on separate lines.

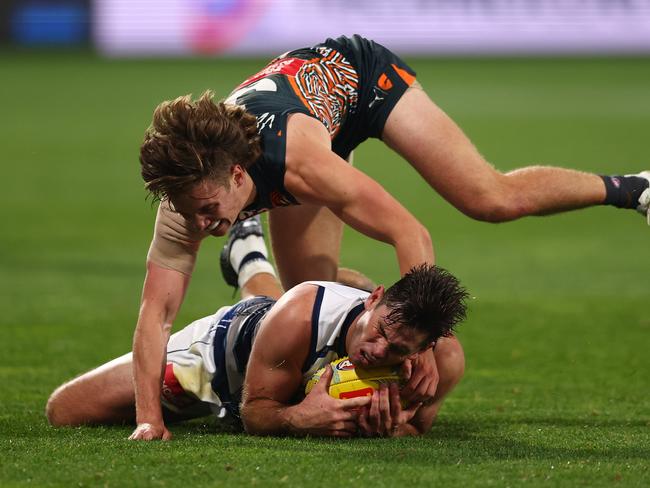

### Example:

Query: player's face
xmin=169 ymin=171 xmax=249 ymax=237
xmin=348 ymin=294 xmax=431 ymax=368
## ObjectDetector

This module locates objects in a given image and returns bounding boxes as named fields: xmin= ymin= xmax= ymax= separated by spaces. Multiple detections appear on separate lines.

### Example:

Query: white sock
xmin=229 ymin=235 xmax=267 ymax=270
xmin=229 ymin=235 xmax=277 ymax=288
xmin=238 ymin=260 xmax=277 ymax=289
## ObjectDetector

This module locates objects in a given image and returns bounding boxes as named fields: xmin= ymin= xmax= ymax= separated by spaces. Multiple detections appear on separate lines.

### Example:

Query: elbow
xmin=239 ymin=402 xmax=257 ymax=435
xmin=45 ymin=391 xmax=63 ymax=427
xmin=239 ymin=406 xmax=264 ymax=437
xmin=242 ymin=423 xmax=265 ymax=437
xmin=416 ymin=224 xmax=433 ymax=259
xmin=398 ymin=222 xmax=434 ymax=267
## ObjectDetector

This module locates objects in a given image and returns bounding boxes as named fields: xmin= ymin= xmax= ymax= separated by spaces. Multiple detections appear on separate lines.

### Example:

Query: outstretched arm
xmin=129 ymin=203 xmax=202 ymax=441
xmin=240 ymin=284 xmax=370 ymax=436
xmin=284 ymin=114 xmax=434 ymax=275
xmin=129 ymin=262 xmax=189 ymax=441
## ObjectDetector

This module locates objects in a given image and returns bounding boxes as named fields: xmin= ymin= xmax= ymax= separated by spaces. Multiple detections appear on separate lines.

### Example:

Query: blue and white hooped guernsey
xmin=299 ymin=281 xmax=368 ymax=381
xmin=210 ymin=282 xmax=369 ymax=417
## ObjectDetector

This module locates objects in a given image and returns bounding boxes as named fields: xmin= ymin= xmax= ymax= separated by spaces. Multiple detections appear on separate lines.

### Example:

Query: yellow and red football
xmin=305 ymin=357 xmax=402 ymax=400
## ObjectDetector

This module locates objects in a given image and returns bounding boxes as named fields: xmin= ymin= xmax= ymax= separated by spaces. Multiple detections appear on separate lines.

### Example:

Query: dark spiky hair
xmin=379 ymin=264 xmax=469 ymax=344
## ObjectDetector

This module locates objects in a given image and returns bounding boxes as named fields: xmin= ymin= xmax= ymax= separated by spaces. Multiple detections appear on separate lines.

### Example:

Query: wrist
xmin=135 ymin=403 xmax=164 ymax=426
xmin=279 ymin=404 xmax=304 ymax=435
xmin=135 ymin=415 xmax=164 ymax=427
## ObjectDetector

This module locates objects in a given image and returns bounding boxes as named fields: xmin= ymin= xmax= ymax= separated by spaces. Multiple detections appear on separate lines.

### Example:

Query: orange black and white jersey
xmin=145 ymin=36 xmax=417 ymax=276
xmin=225 ymin=34 xmax=418 ymax=221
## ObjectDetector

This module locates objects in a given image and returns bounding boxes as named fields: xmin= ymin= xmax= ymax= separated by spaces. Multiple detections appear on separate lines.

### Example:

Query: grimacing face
xmin=169 ymin=170 xmax=249 ymax=237
xmin=347 ymin=292 xmax=432 ymax=368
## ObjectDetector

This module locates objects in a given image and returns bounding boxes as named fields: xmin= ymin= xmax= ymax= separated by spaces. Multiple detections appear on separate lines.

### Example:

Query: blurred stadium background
xmin=2 ymin=1 xmax=649 ymax=486
xmin=4 ymin=0 xmax=650 ymax=55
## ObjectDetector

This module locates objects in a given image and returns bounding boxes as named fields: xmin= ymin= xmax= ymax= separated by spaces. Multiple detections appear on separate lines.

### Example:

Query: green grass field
xmin=1 ymin=51 xmax=649 ymax=487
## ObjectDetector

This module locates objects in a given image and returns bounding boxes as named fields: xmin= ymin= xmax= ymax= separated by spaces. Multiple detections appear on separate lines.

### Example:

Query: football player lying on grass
xmin=46 ymin=263 xmax=468 ymax=438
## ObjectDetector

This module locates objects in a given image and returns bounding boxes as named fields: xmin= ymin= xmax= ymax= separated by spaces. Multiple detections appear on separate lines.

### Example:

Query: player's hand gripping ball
xmin=305 ymin=357 xmax=402 ymax=399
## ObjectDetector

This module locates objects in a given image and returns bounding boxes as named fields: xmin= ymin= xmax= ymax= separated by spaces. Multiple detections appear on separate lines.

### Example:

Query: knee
xmin=46 ymin=385 xmax=70 ymax=427
xmin=46 ymin=380 xmax=85 ymax=427
xmin=458 ymin=188 xmax=531 ymax=223
xmin=336 ymin=268 xmax=377 ymax=292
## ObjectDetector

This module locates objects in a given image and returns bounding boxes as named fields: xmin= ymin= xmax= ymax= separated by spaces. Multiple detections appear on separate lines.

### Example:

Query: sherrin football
xmin=305 ymin=356 xmax=402 ymax=399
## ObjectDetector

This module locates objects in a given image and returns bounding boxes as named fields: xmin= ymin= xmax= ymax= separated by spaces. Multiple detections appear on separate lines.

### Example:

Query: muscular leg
xmin=268 ymin=203 xmax=378 ymax=290
xmin=269 ymin=204 xmax=343 ymax=289
xmin=337 ymin=267 xmax=376 ymax=292
xmin=240 ymin=273 xmax=283 ymax=300
xmin=382 ymin=83 xmax=606 ymax=222
xmin=46 ymin=354 xmax=136 ymax=426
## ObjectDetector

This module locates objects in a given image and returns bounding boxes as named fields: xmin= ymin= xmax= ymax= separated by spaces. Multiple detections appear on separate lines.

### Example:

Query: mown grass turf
xmin=1 ymin=51 xmax=649 ymax=487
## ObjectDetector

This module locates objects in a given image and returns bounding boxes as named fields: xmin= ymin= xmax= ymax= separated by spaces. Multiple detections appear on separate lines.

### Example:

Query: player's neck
xmin=344 ymin=314 xmax=365 ymax=354
xmin=242 ymin=172 xmax=257 ymax=207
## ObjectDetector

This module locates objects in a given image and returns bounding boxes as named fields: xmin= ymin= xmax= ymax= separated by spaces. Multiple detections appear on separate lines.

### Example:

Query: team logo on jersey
xmin=369 ymin=86 xmax=388 ymax=109
xmin=336 ymin=359 xmax=355 ymax=371
xmin=238 ymin=208 xmax=267 ymax=221
xmin=270 ymin=191 xmax=294 ymax=208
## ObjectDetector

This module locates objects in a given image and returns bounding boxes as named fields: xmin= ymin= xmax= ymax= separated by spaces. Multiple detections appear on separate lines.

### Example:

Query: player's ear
xmin=364 ymin=285 xmax=385 ymax=310
xmin=231 ymin=164 xmax=246 ymax=187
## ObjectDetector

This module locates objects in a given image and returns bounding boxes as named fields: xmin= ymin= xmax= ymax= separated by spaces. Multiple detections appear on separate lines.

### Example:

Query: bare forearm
xmin=241 ymin=400 xmax=299 ymax=436
xmin=132 ymin=311 xmax=171 ymax=424
xmin=132 ymin=263 xmax=189 ymax=425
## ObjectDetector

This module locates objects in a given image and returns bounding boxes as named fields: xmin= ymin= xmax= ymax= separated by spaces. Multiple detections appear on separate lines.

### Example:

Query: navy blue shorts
xmin=318 ymin=35 xmax=417 ymax=159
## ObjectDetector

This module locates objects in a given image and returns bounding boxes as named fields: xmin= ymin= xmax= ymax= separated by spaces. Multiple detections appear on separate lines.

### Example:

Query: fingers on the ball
xmin=369 ymin=390 xmax=380 ymax=429
xmin=340 ymin=395 xmax=370 ymax=410
xmin=338 ymin=408 xmax=361 ymax=422
xmin=319 ymin=365 xmax=334 ymax=389
xmin=357 ymin=410 xmax=370 ymax=432
xmin=379 ymin=384 xmax=392 ymax=432
xmin=389 ymin=383 xmax=401 ymax=419
xmin=379 ymin=383 xmax=390 ymax=407
xmin=401 ymin=359 xmax=413 ymax=381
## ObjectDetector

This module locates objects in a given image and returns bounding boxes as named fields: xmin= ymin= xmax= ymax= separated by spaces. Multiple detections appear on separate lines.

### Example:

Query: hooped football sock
xmin=229 ymin=234 xmax=276 ymax=289
xmin=238 ymin=260 xmax=277 ymax=290
xmin=600 ymin=175 xmax=650 ymax=209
